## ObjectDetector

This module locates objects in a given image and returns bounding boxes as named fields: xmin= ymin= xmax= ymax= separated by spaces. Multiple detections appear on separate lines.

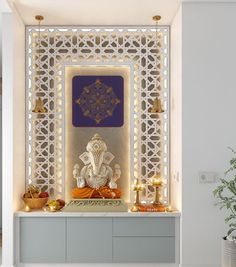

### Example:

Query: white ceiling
xmin=12 ymin=0 xmax=181 ymax=25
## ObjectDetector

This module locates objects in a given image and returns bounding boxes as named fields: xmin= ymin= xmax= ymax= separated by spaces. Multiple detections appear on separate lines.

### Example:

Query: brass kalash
xmin=64 ymin=134 xmax=128 ymax=212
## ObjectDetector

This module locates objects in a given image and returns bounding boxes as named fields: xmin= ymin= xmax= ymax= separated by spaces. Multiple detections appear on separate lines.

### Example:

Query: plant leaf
xmin=225 ymin=215 xmax=235 ymax=223
xmin=227 ymin=228 xmax=236 ymax=236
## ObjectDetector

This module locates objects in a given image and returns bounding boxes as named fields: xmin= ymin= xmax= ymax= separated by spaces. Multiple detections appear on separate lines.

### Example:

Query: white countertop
xmin=15 ymin=210 xmax=181 ymax=217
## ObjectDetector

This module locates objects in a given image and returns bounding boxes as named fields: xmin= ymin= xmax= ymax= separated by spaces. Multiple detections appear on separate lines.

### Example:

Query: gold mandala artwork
xmin=75 ymin=79 xmax=121 ymax=124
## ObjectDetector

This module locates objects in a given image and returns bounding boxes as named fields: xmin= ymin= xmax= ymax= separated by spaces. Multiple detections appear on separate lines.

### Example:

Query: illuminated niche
xmin=26 ymin=26 xmax=169 ymax=204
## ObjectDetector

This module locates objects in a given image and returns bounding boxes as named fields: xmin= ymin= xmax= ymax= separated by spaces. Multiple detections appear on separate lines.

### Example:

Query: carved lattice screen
xmin=26 ymin=26 xmax=169 ymax=203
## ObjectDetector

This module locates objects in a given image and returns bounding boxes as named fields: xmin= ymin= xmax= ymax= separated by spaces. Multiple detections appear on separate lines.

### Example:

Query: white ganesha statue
xmin=72 ymin=134 xmax=122 ymax=199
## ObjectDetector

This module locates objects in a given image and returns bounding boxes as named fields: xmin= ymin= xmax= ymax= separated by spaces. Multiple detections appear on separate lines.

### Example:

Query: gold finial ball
xmin=153 ymin=15 xmax=161 ymax=22
xmin=35 ymin=15 xmax=44 ymax=22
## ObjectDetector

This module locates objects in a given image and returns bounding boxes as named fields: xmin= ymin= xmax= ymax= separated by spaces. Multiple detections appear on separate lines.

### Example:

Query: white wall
xmin=12 ymin=8 xmax=25 ymax=212
xmin=2 ymin=12 xmax=14 ymax=266
xmin=181 ymin=2 xmax=236 ymax=267
xmin=0 ymin=0 xmax=12 ymax=232
xmin=170 ymin=7 xmax=182 ymax=266
xmin=0 ymin=0 xmax=12 ymax=76
xmin=2 ymin=7 xmax=25 ymax=267
xmin=170 ymin=6 xmax=182 ymax=213
xmin=0 ymin=94 xmax=2 ymax=230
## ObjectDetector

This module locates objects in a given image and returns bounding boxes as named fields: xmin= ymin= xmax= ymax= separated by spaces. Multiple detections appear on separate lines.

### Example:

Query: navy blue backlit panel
xmin=72 ymin=76 xmax=124 ymax=127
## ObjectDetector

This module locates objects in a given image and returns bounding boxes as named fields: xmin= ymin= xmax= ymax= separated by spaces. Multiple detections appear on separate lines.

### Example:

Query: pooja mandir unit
xmin=2 ymin=0 xmax=236 ymax=266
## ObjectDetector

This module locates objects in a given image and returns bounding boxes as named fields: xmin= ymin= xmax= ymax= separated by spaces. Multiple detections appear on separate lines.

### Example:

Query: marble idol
xmin=72 ymin=133 xmax=122 ymax=199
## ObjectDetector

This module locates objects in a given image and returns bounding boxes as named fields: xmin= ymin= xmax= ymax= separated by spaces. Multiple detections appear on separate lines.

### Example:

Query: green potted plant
xmin=213 ymin=147 xmax=236 ymax=267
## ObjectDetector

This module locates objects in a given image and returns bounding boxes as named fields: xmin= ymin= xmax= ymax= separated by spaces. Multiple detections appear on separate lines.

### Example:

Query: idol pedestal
xmin=63 ymin=199 xmax=128 ymax=212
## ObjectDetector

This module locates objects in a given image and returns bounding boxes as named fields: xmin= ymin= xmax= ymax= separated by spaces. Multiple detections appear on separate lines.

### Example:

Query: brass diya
xmin=133 ymin=179 xmax=144 ymax=206
xmin=150 ymin=173 xmax=165 ymax=211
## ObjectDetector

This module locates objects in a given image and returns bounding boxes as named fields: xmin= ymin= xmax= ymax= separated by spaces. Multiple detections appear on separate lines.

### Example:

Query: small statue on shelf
xmin=72 ymin=133 xmax=122 ymax=199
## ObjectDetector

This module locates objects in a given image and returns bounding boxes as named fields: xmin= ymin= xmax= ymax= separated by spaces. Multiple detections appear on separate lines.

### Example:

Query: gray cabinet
xmin=113 ymin=217 xmax=175 ymax=236
xmin=20 ymin=218 xmax=66 ymax=263
xmin=19 ymin=216 xmax=177 ymax=264
xmin=113 ymin=237 xmax=175 ymax=262
xmin=113 ymin=217 xmax=175 ymax=263
xmin=67 ymin=218 xmax=112 ymax=262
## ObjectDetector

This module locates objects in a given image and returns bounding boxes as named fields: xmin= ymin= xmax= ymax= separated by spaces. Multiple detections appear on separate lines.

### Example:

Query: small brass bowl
xmin=23 ymin=197 xmax=48 ymax=210
xmin=48 ymin=205 xmax=58 ymax=212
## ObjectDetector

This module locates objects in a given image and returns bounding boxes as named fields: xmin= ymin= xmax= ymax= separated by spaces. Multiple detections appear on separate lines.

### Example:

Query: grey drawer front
xmin=20 ymin=218 xmax=66 ymax=263
xmin=113 ymin=237 xmax=175 ymax=263
xmin=113 ymin=218 xmax=175 ymax=237
xmin=67 ymin=218 xmax=112 ymax=262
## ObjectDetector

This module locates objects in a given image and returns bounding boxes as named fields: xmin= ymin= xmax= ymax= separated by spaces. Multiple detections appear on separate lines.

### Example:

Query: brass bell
xmin=32 ymin=97 xmax=47 ymax=113
xmin=32 ymin=16 xmax=47 ymax=114
xmin=149 ymin=97 xmax=164 ymax=113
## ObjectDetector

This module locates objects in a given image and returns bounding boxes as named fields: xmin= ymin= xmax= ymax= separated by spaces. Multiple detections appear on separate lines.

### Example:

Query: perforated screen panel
xmin=26 ymin=26 xmax=169 ymax=203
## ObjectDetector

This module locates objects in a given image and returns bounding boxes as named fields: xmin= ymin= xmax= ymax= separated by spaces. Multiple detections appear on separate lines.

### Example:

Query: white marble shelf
xmin=15 ymin=210 xmax=181 ymax=217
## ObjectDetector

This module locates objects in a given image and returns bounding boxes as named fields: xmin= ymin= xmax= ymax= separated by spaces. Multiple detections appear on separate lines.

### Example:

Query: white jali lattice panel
xmin=26 ymin=26 xmax=169 ymax=203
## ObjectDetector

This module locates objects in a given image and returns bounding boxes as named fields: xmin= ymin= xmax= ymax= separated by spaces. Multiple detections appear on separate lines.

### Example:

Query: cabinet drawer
xmin=20 ymin=218 xmax=66 ymax=263
xmin=113 ymin=236 xmax=175 ymax=263
xmin=67 ymin=218 xmax=112 ymax=262
xmin=113 ymin=218 xmax=175 ymax=237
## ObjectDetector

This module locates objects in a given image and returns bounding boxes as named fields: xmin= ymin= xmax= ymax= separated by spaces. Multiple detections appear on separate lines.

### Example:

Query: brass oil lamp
xmin=131 ymin=179 xmax=144 ymax=211
xmin=150 ymin=172 xmax=165 ymax=211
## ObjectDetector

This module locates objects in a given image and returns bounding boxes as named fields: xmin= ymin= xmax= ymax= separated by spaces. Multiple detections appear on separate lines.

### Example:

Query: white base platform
xmin=15 ymin=210 xmax=181 ymax=217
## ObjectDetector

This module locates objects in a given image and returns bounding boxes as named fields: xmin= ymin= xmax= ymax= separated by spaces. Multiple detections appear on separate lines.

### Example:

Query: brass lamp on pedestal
xmin=151 ymin=172 xmax=165 ymax=211
xmin=131 ymin=179 xmax=144 ymax=212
